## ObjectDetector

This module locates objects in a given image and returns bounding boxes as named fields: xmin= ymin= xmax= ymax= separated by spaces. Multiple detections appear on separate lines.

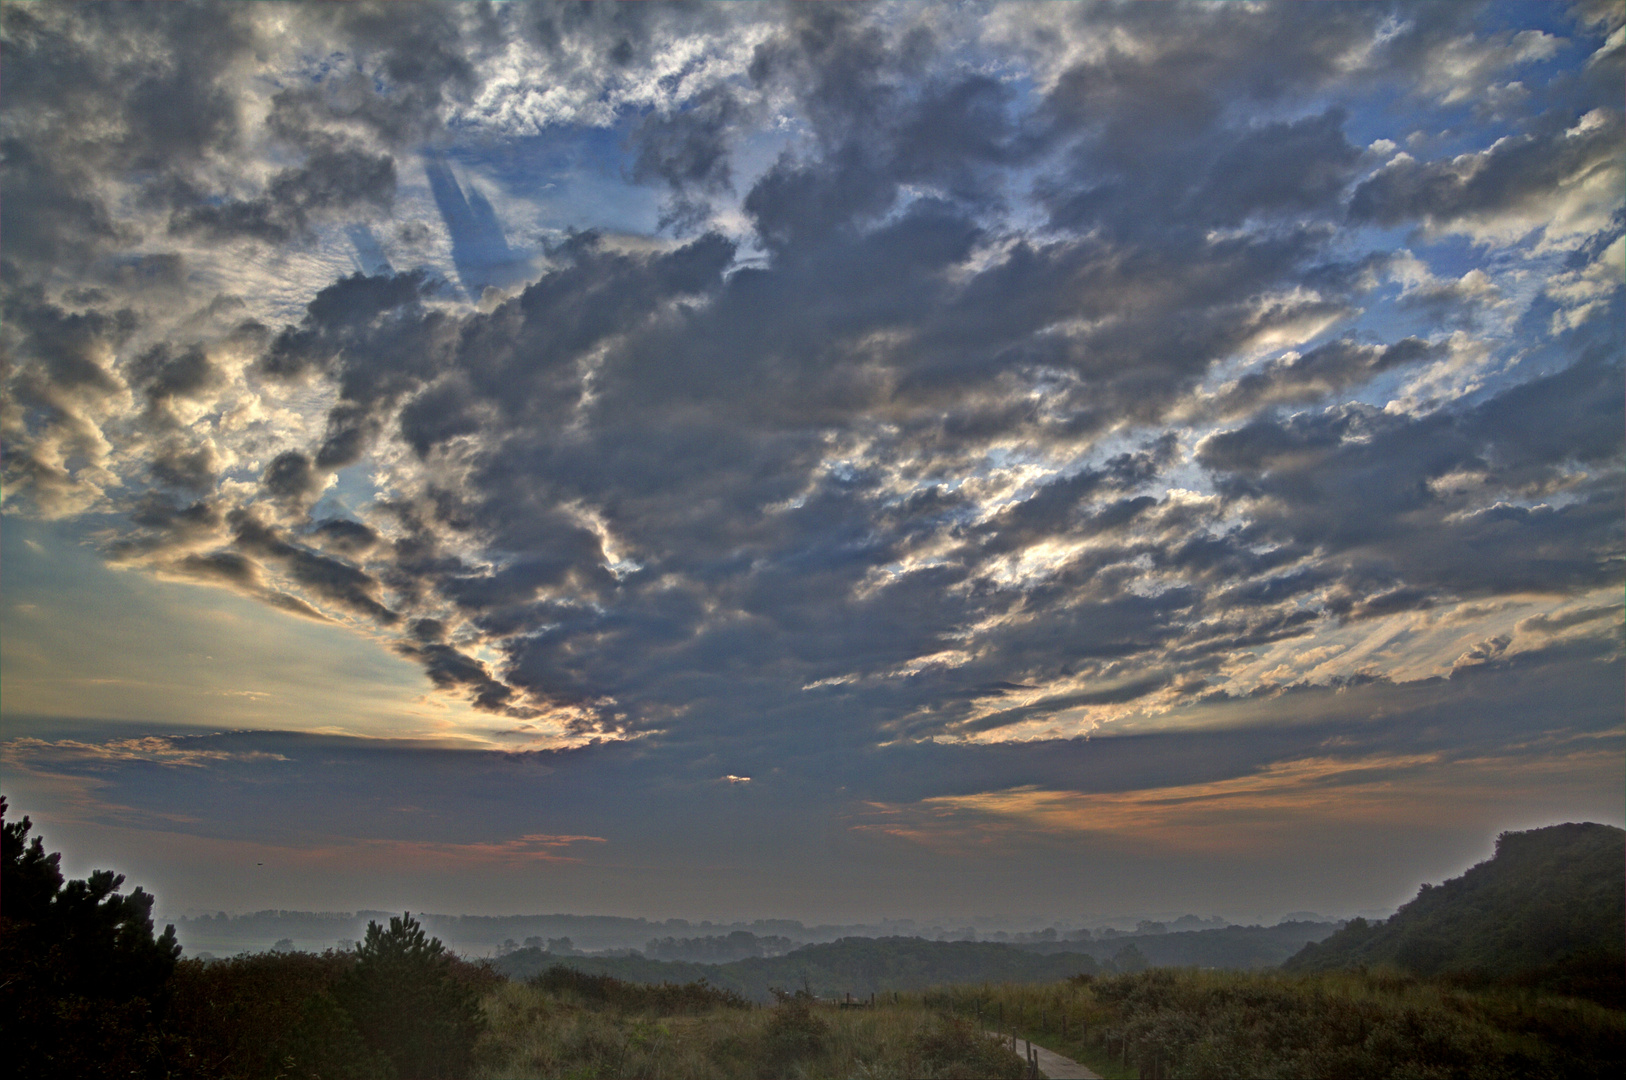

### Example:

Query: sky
xmin=1 ymin=1 xmax=1621 ymax=928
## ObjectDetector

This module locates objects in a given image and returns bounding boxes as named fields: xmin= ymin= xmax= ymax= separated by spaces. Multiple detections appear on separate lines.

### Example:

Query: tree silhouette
xmin=1 ymin=796 xmax=182 ymax=1078
xmin=336 ymin=912 xmax=483 ymax=1079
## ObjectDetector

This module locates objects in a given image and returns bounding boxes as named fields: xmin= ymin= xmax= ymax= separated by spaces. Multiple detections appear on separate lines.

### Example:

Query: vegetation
xmin=165 ymin=919 xmax=498 ymax=1079
xmin=1286 ymin=823 xmax=1626 ymax=1007
xmin=474 ymin=974 xmax=1025 ymax=1079
xmin=7 ymin=803 xmax=1623 ymax=1079
xmin=496 ymin=934 xmax=1104 ymax=1000
xmin=530 ymin=964 xmax=752 ymax=1013
xmin=644 ymin=930 xmax=799 ymax=962
xmin=1 ymin=796 xmax=183 ymax=1079
xmin=474 ymin=968 xmax=1626 ymax=1079
xmin=337 ymin=913 xmax=489 ymax=1078
xmin=937 ymin=970 xmax=1626 ymax=1080
xmin=2 ymin=798 xmax=497 ymax=1080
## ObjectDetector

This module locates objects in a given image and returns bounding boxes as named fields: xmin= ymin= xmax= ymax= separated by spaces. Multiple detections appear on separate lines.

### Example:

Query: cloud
xmin=853 ymin=745 xmax=1622 ymax=856
xmin=4 ymin=734 xmax=290 ymax=770
xmin=1348 ymin=110 xmax=1624 ymax=244
xmin=2 ymin=3 xmax=1620 ymax=865
xmin=1516 ymin=603 xmax=1623 ymax=636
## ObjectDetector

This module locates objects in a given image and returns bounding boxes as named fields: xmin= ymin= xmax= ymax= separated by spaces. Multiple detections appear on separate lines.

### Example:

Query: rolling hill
xmin=494 ymin=936 xmax=1105 ymax=1002
xmin=1283 ymin=821 xmax=1625 ymax=1005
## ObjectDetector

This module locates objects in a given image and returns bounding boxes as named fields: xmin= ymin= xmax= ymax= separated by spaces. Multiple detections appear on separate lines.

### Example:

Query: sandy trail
xmin=985 ymin=1030 xmax=1101 ymax=1079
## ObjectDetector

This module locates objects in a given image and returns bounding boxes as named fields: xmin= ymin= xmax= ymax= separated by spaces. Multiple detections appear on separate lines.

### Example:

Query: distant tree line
xmin=644 ymin=930 xmax=799 ymax=962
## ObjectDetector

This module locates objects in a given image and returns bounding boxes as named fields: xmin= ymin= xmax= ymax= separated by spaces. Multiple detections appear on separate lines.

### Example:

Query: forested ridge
xmin=1285 ymin=822 xmax=1626 ymax=1006
xmin=495 ymin=935 xmax=1108 ymax=1001
xmin=490 ymin=920 xmax=1345 ymax=1001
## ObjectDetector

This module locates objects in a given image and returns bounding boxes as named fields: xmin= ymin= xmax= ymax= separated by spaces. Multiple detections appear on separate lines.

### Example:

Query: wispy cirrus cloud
xmin=850 ymin=747 xmax=1625 ymax=855
xmin=4 ymin=735 xmax=290 ymax=770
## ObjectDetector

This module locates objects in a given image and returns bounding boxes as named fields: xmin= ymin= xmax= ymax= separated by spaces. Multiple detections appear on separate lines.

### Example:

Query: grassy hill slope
xmin=1284 ymin=821 xmax=1625 ymax=1005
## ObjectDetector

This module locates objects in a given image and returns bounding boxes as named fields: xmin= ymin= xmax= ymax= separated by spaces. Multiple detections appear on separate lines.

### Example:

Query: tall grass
xmin=931 ymin=969 xmax=1626 ymax=1080
xmin=475 ymin=978 xmax=1025 ymax=1079
xmin=475 ymin=965 xmax=1625 ymax=1079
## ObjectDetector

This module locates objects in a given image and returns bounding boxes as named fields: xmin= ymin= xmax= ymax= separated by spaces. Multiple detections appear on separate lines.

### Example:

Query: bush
xmin=913 ymin=1015 xmax=1026 ymax=1079
xmin=276 ymin=991 xmax=394 ymax=1080
xmin=164 ymin=950 xmax=366 ymax=1079
xmin=761 ymin=991 xmax=830 ymax=1070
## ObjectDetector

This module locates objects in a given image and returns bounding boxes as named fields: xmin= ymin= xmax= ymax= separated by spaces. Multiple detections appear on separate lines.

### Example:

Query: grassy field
xmin=476 ymin=965 xmax=1626 ymax=1080
xmin=933 ymin=969 xmax=1626 ymax=1080
xmin=473 ymin=972 xmax=1027 ymax=1079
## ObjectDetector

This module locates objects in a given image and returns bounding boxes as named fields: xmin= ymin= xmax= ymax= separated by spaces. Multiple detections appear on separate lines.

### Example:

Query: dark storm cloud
xmin=1039 ymin=109 xmax=1364 ymax=239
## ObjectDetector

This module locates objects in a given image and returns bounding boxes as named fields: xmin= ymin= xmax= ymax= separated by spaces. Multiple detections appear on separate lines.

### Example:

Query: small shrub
xmin=761 ymin=993 xmax=831 ymax=1070
xmin=913 ymin=1015 xmax=1026 ymax=1079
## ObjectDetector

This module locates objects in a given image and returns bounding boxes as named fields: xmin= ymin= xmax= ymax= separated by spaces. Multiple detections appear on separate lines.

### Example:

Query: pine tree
xmin=336 ymin=912 xmax=483 ymax=1079
xmin=1 ymin=796 xmax=182 ymax=1079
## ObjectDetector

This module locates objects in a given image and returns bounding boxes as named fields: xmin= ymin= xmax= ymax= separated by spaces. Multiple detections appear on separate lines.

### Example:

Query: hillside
xmin=494 ymin=936 xmax=1103 ymax=1001
xmin=1284 ymin=822 xmax=1625 ymax=1004
xmin=1020 ymin=920 xmax=1343 ymax=969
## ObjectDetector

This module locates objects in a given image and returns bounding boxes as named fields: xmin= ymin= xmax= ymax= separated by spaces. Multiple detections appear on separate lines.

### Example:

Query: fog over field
xmin=2 ymin=1 xmax=1621 ymax=924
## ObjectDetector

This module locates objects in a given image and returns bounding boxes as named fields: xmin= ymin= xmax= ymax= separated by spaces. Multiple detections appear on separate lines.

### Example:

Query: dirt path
xmin=985 ymin=1031 xmax=1101 ymax=1079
